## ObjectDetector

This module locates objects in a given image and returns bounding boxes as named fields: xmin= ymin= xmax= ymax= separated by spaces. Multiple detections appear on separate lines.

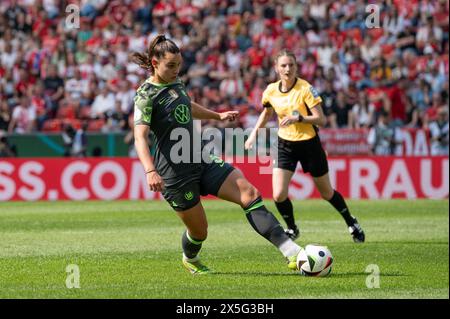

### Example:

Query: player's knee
xmin=273 ymin=191 xmax=288 ymax=203
xmin=190 ymin=228 xmax=208 ymax=241
xmin=242 ymin=184 xmax=260 ymax=207
xmin=320 ymin=189 xmax=334 ymax=201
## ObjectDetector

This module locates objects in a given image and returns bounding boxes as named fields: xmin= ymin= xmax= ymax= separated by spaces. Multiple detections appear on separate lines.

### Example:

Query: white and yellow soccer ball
xmin=296 ymin=244 xmax=333 ymax=277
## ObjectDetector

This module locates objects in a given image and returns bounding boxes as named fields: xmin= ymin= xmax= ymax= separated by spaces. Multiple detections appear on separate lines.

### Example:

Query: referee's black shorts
xmin=274 ymin=135 xmax=329 ymax=177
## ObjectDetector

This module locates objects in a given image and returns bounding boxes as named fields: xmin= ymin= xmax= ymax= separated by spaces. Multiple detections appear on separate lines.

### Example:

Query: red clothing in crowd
xmin=385 ymin=85 xmax=407 ymax=122
xmin=348 ymin=60 xmax=367 ymax=82
xmin=246 ymin=46 xmax=265 ymax=67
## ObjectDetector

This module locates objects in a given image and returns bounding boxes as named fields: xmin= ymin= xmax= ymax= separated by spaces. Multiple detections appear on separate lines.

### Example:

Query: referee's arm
xmin=244 ymin=105 xmax=274 ymax=150
xmin=302 ymin=103 xmax=327 ymax=127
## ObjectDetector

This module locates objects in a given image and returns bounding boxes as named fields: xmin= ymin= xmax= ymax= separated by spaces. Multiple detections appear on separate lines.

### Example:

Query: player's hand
xmin=244 ymin=135 xmax=256 ymax=150
xmin=280 ymin=115 xmax=301 ymax=127
xmin=147 ymin=171 xmax=165 ymax=192
xmin=219 ymin=111 xmax=239 ymax=122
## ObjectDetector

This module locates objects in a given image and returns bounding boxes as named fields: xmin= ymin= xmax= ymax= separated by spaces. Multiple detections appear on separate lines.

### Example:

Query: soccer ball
xmin=296 ymin=244 xmax=333 ymax=277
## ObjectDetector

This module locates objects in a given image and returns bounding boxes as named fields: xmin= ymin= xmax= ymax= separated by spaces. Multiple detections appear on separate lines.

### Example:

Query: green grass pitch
xmin=0 ymin=199 xmax=448 ymax=299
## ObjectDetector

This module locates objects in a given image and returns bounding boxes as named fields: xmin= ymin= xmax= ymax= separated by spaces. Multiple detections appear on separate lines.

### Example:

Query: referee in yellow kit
xmin=245 ymin=50 xmax=365 ymax=243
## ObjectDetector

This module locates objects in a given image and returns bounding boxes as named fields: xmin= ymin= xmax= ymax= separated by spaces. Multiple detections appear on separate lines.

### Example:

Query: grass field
xmin=0 ymin=199 xmax=448 ymax=299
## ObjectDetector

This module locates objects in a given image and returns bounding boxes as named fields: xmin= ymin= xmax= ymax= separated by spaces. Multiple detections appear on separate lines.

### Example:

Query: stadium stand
xmin=0 ymin=0 xmax=448 ymax=152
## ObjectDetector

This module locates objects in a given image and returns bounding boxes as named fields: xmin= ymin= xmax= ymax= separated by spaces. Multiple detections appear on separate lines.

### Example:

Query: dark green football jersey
xmin=134 ymin=78 xmax=202 ymax=187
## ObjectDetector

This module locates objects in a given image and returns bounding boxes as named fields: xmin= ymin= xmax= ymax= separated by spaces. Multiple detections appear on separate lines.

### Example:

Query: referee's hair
xmin=130 ymin=34 xmax=180 ymax=74
xmin=274 ymin=49 xmax=297 ymax=64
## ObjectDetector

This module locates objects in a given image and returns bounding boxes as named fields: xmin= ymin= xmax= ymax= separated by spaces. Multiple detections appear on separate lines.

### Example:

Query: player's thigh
xmin=272 ymin=168 xmax=294 ymax=202
xmin=216 ymin=169 xmax=260 ymax=208
xmin=312 ymin=173 xmax=334 ymax=200
xmin=176 ymin=201 xmax=208 ymax=240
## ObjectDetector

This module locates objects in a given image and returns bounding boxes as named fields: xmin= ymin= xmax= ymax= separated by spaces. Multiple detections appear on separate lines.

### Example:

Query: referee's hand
xmin=146 ymin=171 xmax=165 ymax=192
xmin=280 ymin=115 xmax=300 ymax=126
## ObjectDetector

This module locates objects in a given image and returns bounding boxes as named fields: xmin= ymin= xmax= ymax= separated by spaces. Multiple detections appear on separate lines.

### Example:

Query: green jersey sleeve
xmin=134 ymin=92 xmax=153 ymax=126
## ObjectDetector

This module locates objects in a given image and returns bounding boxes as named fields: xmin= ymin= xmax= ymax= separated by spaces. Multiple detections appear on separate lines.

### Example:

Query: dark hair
xmin=130 ymin=34 xmax=180 ymax=74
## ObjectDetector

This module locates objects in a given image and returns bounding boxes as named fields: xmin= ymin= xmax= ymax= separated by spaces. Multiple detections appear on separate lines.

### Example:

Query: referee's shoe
xmin=349 ymin=219 xmax=365 ymax=243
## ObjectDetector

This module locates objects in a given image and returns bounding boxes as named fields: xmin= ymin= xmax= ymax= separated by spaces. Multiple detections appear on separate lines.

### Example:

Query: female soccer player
xmin=245 ymin=50 xmax=365 ymax=243
xmin=132 ymin=35 xmax=302 ymax=274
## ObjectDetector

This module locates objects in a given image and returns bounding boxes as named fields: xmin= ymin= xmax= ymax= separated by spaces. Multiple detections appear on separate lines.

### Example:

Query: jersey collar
xmin=278 ymin=77 xmax=298 ymax=94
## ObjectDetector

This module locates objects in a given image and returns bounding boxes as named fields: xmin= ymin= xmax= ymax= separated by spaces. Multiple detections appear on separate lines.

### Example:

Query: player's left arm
xmin=191 ymin=101 xmax=239 ymax=121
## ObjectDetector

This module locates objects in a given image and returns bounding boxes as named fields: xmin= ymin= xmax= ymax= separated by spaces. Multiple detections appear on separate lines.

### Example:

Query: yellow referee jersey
xmin=261 ymin=77 xmax=322 ymax=141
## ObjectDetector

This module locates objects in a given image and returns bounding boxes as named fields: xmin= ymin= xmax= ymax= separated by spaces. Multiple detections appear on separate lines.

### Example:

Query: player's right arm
xmin=244 ymin=106 xmax=274 ymax=150
xmin=133 ymin=88 xmax=164 ymax=192
xmin=134 ymin=124 xmax=164 ymax=192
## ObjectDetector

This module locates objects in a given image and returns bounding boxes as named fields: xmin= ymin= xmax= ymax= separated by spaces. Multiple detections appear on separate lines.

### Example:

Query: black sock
xmin=274 ymin=198 xmax=296 ymax=230
xmin=328 ymin=190 xmax=355 ymax=226
xmin=181 ymin=230 xmax=204 ymax=259
xmin=244 ymin=197 xmax=291 ymax=248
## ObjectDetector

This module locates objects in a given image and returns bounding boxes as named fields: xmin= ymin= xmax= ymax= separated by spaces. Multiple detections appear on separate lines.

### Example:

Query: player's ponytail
xmin=130 ymin=34 xmax=180 ymax=74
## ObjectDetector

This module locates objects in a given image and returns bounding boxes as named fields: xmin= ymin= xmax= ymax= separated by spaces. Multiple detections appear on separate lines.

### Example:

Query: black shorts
xmin=274 ymin=135 xmax=329 ymax=177
xmin=161 ymin=157 xmax=235 ymax=212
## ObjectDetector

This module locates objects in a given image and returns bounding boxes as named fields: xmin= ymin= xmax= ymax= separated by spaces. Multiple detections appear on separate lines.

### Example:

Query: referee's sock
xmin=182 ymin=230 xmax=204 ymax=260
xmin=327 ymin=190 xmax=355 ymax=226
xmin=274 ymin=198 xmax=297 ymax=230
xmin=244 ymin=197 xmax=301 ymax=258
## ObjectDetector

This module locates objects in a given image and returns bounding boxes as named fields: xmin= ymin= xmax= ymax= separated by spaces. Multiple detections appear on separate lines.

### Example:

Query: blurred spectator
xmin=348 ymin=48 xmax=368 ymax=88
xmin=320 ymin=80 xmax=337 ymax=125
xmin=0 ymin=131 xmax=17 ymax=157
xmin=429 ymin=106 xmax=449 ymax=155
xmin=296 ymin=5 xmax=319 ymax=35
xmin=187 ymin=51 xmax=211 ymax=89
xmin=8 ymin=96 xmax=36 ymax=133
xmin=408 ymin=79 xmax=432 ymax=111
xmin=283 ymin=0 xmax=304 ymax=22
xmin=65 ymin=68 xmax=89 ymax=102
xmin=317 ymin=38 xmax=335 ymax=71
xmin=329 ymin=91 xmax=351 ymax=128
xmin=102 ymin=100 xmax=128 ymax=133
xmin=348 ymin=92 xmax=375 ymax=129
xmin=90 ymin=85 xmax=116 ymax=119
xmin=30 ymin=80 xmax=48 ymax=129
xmin=219 ymin=70 xmax=245 ymax=105
xmin=424 ymin=92 xmax=447 ymax=128
xmin=72 ymin=122 xmax=88 ymax=157
xmin=367 ymin=111 xmax=402 ymax=155
xmin=416 ymin=15 xmax=443 ymax=53
xmin=0 ymin=100 xmax=11 ymax=131
xmin=43 ymin=64 xmax=64 ymax=117
xmin=1 ymin=43 xmax=17 ymax=70
xmin=236 ymin=24 xmax=253 ymax=53
xmin=424 ymin=63 xmax=447 ymax=95
xmin=242 ymin=106 xmax=259 ymax=130
xmin=225 ymin=40 xmax=243 ymax=72
xmin=62 ymin=122 xmax=88 ymax=157
xmin=115 ymin=80 xmax=135 ymax=115
xmin=370 ymin=57 xmax=393 ymax=86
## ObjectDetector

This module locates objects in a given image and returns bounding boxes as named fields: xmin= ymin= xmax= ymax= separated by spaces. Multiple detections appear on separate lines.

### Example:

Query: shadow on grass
xmin=210 ymin=271 xmax=299 ymax=277
xmin=366 ymin=241 xmax=448 ymax=245
xmin=329 ymin=271 xmax=408 ymax=278
xmin=209 ymin=271 xmax=408 ymax=278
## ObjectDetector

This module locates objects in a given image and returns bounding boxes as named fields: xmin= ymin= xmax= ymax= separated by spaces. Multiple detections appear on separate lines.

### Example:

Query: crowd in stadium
xmin=0 ymin=0 xmax=448 ymax=150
